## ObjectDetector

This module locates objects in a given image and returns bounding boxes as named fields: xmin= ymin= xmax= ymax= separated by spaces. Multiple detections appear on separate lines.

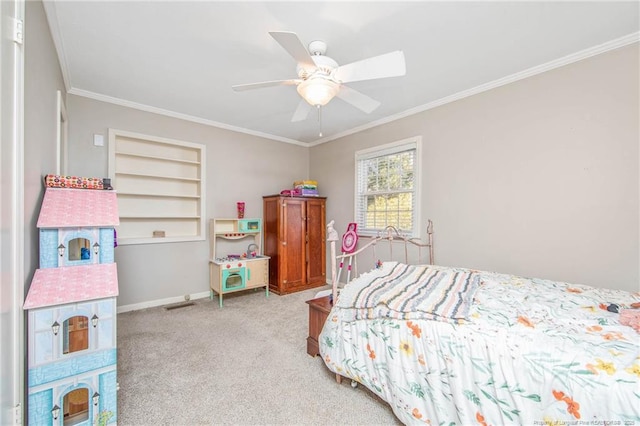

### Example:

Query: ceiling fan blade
xmin=269 ymin=31 xmax=316 ymax=71
xmin=291 ymin=99 xmax=312 ymax=122
xmin=334 ymin=51 xmax=406 ymax=84
xmin=336 ymin=85 xmax=381 ymax=114
xmin=232 ymin=79 xmax=300 ymax=92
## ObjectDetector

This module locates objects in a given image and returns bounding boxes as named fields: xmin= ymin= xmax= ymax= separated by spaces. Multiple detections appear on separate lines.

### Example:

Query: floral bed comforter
xmin=319 ymin=263 xmax=640 ymax=425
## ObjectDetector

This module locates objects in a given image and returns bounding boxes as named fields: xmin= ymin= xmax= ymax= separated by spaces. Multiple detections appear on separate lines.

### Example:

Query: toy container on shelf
xmin=293 ymin=180 xmax=319 ymax=196
xmin=293 ymin=180 xmax=318 ymax=189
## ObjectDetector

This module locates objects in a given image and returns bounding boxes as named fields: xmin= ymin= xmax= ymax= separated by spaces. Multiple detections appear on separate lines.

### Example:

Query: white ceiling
xmin=44 ymin=1 xmax=639 ymax=145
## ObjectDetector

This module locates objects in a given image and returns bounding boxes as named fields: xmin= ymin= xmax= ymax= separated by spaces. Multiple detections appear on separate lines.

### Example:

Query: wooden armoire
xmin=263 ymin=195 xmax=326 ymax=295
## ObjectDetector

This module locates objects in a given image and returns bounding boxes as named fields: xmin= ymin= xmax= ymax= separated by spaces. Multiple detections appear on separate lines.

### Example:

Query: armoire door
xmin=305 ymin=198 xmax=326 ymax=285
xmin=281 ymin=198 xmax=306 ymax=290
xmin=263 ymin=196 xmax=279 ymax=290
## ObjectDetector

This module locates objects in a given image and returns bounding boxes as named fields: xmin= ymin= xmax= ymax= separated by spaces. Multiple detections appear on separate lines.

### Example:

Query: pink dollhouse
xmin=24 ymin=181 xmax=119 ymax=426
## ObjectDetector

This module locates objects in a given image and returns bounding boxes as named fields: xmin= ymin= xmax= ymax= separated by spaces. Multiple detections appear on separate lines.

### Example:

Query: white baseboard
xmin=117 ymin=291 xmax=210 ymax=313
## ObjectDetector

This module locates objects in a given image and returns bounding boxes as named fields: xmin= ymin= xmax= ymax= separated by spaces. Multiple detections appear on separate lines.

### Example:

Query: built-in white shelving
xmin=108 ymin=129 xmax=206 ymax=245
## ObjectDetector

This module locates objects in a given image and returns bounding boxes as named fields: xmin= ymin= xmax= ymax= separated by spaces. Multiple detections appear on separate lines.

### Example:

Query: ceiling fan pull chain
xmin=317 ymin=105 xmax=323 ymax=137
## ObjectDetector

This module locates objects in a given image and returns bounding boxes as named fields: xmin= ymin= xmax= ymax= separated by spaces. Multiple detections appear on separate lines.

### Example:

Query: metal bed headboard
xmin=327 ymin=220 xmax=434 ymax=302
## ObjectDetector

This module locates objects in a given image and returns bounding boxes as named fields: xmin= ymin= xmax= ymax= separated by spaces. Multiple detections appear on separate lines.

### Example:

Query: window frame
xmin=354 ymin=136 xmax=422 ymax=238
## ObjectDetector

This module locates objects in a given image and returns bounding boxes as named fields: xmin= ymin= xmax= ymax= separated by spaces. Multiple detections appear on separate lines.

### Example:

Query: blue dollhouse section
xmin=25 ymin=186 xmax=119 ymax=426
xmin=40 ymin=228 xmax=115 ymax=268
xmin=28 ymin=348 xmax=117 ymax=387
xmin=28 ymin=367 xmax=117 ymax=426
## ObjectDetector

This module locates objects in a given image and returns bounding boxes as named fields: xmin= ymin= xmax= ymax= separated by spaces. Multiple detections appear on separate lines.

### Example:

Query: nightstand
xmin=306 ymin=295 xmax=332 ymax=357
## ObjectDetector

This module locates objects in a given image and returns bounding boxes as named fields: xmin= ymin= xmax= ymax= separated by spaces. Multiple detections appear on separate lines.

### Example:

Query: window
xmin=67 ymin=237 xmax=91 ymax=261
xmin=63 ymin=316 xmax=88 ymax=354
xmin=355 ymin=137 xmax=421 ymax=237
xmin=108 ymin=129 xmax=206 ymax=245
xmin=63 ymin=387 xmax=89 ymax=425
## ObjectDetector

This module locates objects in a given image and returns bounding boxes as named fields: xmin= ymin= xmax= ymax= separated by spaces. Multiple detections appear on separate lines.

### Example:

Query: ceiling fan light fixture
xmin=297 ymin=77 xmax=339 ymax=107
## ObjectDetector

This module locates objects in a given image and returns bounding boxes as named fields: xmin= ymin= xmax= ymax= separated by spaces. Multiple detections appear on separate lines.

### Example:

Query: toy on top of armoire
xmin=24 ymin=175 xmax=119 ymax=426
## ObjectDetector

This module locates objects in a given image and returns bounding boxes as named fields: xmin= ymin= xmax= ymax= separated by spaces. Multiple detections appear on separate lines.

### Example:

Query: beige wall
xmin=65 ymin=95 xmax=309 ymax=306
xmin=311 ymin=43 xmax=639 ymax=292
xmin=24 ymin=0 xmax=310 ymax=308
xmin=22 ymin=0 xmax=639 ymax=311
xmin=24 ymin=1 xmax=66 ymax=288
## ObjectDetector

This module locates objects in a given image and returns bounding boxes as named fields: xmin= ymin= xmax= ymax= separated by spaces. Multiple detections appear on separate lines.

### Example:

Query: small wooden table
xmin=306 ymin=295 xmax=332 ymax=357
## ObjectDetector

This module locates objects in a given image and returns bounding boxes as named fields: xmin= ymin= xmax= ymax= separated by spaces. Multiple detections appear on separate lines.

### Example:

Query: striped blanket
xmin=335 ymin=262 xmax=480 ymax=323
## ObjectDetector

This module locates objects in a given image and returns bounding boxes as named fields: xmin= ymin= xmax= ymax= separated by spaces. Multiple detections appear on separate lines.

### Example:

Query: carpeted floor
xmin=117 ymin=286 xmax=401 ymax=425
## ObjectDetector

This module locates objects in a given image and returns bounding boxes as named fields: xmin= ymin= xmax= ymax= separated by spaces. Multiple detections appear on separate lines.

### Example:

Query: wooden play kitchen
xmin=209 ymin=218 xmax=270 ymax=307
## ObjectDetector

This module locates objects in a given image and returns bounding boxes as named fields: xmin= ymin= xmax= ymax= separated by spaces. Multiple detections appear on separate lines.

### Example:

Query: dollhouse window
xmin=63 ymin=387 xmax=89 ymax=425
xmin=63 ymin=316 xmax=88 ymax=354
xmin=67 ymin=237 xmax=91 ymax=261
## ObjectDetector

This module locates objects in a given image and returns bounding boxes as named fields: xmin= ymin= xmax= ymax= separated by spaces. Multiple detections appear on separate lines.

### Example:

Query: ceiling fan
xmin=232 ymin=31 xmax=406 ymax=124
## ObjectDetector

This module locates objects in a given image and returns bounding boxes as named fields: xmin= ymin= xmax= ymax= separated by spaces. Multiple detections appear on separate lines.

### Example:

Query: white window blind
xmin=355 ymin=137 xmax=421 ymax=237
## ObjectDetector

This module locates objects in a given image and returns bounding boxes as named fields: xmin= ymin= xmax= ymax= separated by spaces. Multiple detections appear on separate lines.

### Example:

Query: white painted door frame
xmin=0 ymin=0 xmax=25 ymax=424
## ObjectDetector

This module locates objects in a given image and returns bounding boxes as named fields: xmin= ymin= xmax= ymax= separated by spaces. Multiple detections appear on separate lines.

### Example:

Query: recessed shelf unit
xmin=108 ymin=129 xmax=206 ymax=245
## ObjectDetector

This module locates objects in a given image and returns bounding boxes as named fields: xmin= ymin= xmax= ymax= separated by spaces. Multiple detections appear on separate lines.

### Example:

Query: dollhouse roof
xmin=23 ymin=263 xmax=119 ymax=310
xmin=37 ymin=188 xmax=119 ymax=228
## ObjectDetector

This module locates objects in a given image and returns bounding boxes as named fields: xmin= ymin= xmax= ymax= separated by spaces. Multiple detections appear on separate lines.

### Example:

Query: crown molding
xmin=309 ymin=32 xmax=640 ymax=147
xmin=67 ymin=88 xmax=307 ymax=146
xmin=42 ymin=1 xmax=70 ymax=92
xmin=63 ymin=31 xmax=638 ymax=148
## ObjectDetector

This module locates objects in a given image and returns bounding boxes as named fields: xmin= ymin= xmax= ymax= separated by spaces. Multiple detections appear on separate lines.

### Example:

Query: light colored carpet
xmin=117 ymin=286 xmax=401 ymax=425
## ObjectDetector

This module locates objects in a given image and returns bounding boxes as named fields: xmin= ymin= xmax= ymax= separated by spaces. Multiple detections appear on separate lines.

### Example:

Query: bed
xmin=319 ymin=223 xmax=640 ymax=425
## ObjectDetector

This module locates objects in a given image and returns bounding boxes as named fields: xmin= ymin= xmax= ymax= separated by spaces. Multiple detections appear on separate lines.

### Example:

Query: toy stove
xmin=213 ymin=256 xmax=244 ymax=267
xmin=213 ymin=256 xmax=246 ymax=291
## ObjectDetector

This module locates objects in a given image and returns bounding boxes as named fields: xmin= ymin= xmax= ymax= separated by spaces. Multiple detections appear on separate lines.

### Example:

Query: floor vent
xmin=164 ymin=302 xmax=195 ymax=311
